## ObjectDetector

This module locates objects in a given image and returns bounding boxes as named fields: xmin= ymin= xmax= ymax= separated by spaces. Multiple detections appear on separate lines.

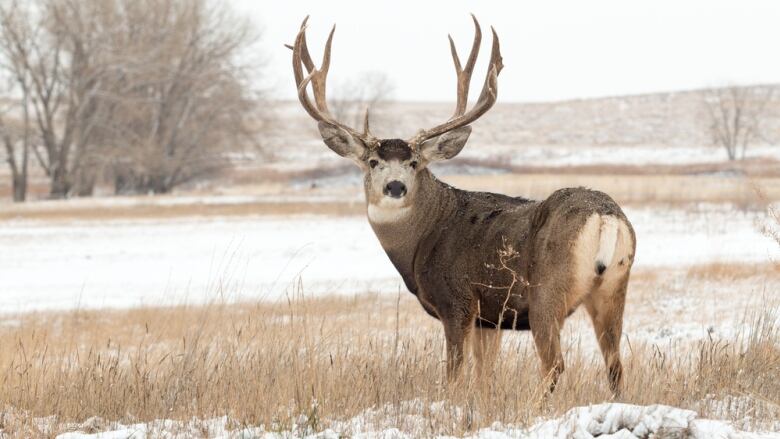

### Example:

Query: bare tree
xmin=100 ymin=0 xmax=258 ymax=194
xmin=0 ymin=0 xmax=118 ymax=198
xmin=330 ymin=71 xmax=395 ymax=131
xmin=0 ymin=1 xmax=33 ymax=201
xmin=0 ymin=0 xmax=259 ymax=198
xmin=703 ymin=85 xmax=773 ymax=161
xmin=0 ymin=0 xmax=31 ymax=202
xmin=0 ymin=97 xmax=31 ymax=201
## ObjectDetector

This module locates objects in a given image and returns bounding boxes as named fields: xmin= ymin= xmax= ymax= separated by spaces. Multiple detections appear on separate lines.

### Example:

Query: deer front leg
xmin=420 ymin=273 xmax=477 ymax=383
xmin=438 ymin=289 xmax=478 ymax=383
xmin=442 ymin=313 xmax=474 ymax=383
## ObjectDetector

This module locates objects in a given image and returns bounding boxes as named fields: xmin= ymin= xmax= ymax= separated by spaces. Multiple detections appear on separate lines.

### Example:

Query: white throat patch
xmin=367 ymin=202 xmax=412 ymax=224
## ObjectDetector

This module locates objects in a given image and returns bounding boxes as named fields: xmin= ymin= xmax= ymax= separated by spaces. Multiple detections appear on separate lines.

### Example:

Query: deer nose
xmin=384 ymin=181 xmax=407 ymax=198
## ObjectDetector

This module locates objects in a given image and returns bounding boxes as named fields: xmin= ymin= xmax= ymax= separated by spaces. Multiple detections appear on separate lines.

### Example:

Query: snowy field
xmin=0 ymin=204 xmax=777 ymax=313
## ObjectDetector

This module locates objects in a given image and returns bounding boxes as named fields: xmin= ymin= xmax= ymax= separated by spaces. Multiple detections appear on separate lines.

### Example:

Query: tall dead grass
xmin=0 ymin=287 xmax=778 ymax=437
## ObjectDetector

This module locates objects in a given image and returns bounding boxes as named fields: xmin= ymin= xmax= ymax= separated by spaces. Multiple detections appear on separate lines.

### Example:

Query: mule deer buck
xmin=289 ymin=16 xmax=635 ymax=394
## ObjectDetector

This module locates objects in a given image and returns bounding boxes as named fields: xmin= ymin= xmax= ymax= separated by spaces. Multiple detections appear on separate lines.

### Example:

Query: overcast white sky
xmin=234 ymin=0 xmax=780 ymax=103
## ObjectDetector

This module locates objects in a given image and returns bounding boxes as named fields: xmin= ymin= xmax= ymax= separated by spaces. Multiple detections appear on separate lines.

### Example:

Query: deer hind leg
xmin=529 ymin=287 xmax=567 ymax=393
xmin=584 ymin=216 xmax=633 ymax=396
xmin=570 ymin=213 xmax=633 ymax=395
xmin=471 ymin=326 xmax=503 ymax=379
xmin=585 ymin=275 xmax=629 ymax=396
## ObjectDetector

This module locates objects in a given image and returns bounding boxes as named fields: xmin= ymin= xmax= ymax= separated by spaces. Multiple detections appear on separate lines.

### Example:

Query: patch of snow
xmin=525 ymin=404 xmax=695 ymax=438
xmin=41 ymin=403 xmax=780 ymax=438
xmin=629 ymin=204 xmax=780 ymax=268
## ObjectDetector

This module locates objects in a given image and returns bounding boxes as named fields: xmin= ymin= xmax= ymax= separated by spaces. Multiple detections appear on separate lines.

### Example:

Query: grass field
xmin=0 ymin=259 xmax=778 ymax=437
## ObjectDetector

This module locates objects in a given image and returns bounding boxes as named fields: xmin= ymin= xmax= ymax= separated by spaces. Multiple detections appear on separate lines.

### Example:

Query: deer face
xmin=293 ymin=14 xmax=501 ymax=215
xmin=365 ymin=139 xmax=417 ymax=206
xmin=318 ymin=123 xmax=472 ymax=208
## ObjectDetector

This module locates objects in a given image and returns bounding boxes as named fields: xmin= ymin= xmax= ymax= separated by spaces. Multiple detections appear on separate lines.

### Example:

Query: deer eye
xmin=410 ymin=160 xmax=418 ymax=169
xmin=369 ymin=159 xmax=379 ymax=169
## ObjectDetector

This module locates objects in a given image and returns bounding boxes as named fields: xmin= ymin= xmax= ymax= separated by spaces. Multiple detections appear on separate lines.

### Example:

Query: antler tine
xmin=310 ymin=25 xmax=335 ymax=114
xmin=466 ymin=26 xmax=503 ymax=115
xmin=296 ymin=16 xmax=315 ymax=73
xmin=449 ymin=14 xmax=482 ymax=118
xmin=408 ymin=20 xmax=503 ymax=147
xmin=363 ymin=107 xmax=372 ymax=137
xmin=290 ymin=17 xmax=312 ymax=84
xmin=289 ymin=17 xmax=377 ymax=145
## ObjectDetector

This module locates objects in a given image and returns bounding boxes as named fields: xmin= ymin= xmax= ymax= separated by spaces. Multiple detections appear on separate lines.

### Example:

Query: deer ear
xmin=420 ymin=126 xmax=472 ymax=162
xmin=318 ymin=122 xmax=366 ymax=160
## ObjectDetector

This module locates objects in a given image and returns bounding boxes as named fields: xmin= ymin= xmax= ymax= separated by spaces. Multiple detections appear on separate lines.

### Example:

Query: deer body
xmin=289 ymin=15 xmax=636 ymax=393
xmin=366 ymin=157 xmax=635 ymax=391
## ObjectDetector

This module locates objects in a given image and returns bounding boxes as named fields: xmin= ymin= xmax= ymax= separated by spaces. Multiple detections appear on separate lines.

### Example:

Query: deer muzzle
xmin=384 ymin=181 xmax=407 ymax=198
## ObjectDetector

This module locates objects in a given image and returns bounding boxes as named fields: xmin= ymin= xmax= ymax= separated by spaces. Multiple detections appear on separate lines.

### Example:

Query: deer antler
xmin=408 ymin=15 xmax=503 ymax=147
xmin=288 ymin=17 xmax=378 ymax=148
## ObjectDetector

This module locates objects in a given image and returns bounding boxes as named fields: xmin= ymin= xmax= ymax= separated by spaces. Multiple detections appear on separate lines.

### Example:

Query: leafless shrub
xmin=760 ymin=203 xmax=780 ymax=247
xmin=472 ymin=239 xmax=531 ymax=331
xmin=703 ymin=85 xmax=774 ymax=161
xmin=751 ymin=184 xmax=780 ymax=248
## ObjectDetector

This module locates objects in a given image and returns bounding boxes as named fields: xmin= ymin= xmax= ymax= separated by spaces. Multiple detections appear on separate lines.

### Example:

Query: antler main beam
xmin=408 ymin=15 xmax=503 ymax=147
xmin=289 ymin=17 xmax=377 ymax=146
xmin=450 ymin=14 xmax=482 ymax=118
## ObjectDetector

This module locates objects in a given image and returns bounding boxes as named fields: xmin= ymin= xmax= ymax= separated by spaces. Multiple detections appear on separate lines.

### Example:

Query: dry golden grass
xmin=686 ymin=261 xmax=780 ymax=280
xmin=444 ymin=174 xmax=780 ymax=207
xmin=2 ymin=172 xmax=778 ymax=222
xmin=0 ymin=271 xmax=778 ymax=437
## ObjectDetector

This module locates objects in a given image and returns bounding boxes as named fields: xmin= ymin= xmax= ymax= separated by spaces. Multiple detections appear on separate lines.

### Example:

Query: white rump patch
xmin=368 ymin=203 xmax=411 ymax=224
xmin=596 ymin=216 xmax=620 ymax=268
xmin=570 ymin=213 xmax=633 ymax=308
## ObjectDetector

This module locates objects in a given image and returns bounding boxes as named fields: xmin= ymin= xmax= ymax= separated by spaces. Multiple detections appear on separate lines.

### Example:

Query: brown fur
xmin=367 ymin=167 xmax=636 ymax=393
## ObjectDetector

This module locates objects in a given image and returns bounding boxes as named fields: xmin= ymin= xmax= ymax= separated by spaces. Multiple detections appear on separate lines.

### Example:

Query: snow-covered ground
xmin=39 ymin=402 xmax=780 ymax=438
xmin=0 ymin=204 xmax=777 ymax=313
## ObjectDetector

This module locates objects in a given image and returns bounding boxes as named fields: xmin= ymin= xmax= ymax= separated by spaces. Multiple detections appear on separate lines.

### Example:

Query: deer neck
xmin=366 ymin=170 xmax=453 ymax=280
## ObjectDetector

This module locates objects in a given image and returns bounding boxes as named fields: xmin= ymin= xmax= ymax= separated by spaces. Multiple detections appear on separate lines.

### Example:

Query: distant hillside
xmin=269 ymin=85 xmax=780 ymax=150
xmin=481 ymin=86 xmax=780 ymax=147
